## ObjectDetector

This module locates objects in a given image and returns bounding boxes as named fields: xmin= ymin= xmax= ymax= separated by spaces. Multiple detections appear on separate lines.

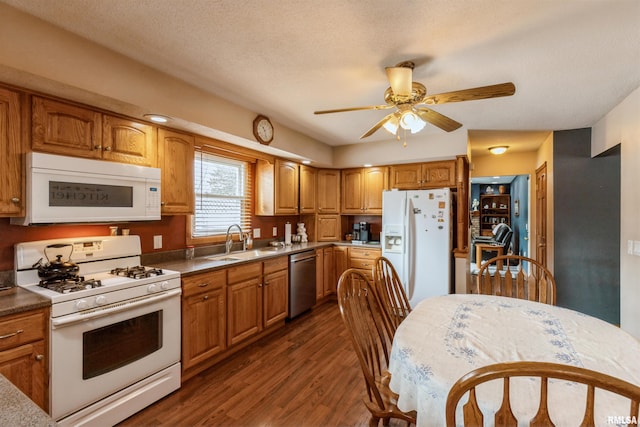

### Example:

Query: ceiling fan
xmin=314 ymin=61 xmax=516 ymax=140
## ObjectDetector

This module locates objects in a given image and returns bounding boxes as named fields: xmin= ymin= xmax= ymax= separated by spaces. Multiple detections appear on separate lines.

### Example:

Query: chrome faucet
xmin=225 ymin=224 xmax=245 ymax=254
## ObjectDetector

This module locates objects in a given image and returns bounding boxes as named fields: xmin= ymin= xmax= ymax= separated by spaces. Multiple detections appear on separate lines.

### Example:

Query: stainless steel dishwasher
xmin=288 ymin=250 xmax=317 ymax=318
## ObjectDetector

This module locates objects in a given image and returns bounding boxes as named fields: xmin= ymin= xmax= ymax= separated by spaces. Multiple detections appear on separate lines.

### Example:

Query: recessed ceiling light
xmin=144 ymin=114 xmax=171 ymax=123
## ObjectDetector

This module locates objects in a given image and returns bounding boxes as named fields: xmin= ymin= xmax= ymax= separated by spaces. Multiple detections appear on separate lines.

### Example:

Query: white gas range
xmin=15 ymin=235 xmax=182 ymax=427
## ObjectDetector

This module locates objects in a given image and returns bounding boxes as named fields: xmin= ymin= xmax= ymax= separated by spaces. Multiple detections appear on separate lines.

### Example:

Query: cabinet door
xmin=182 ymin=286 xmax=226 ymax=370
xmin=317 ymin=169 xmax=341 ymax=213
xmin=298 ymin=165 xmax=316 ymax=214
xmin=390 ymin=163 xmax=421 ymax=190
xmin=323 ymin=247 xmax=335 ymax=296
xmin=227 ymin=278 xmax=262 ymax=346
xmin=0 ymin=341 xmax=47 ymax=411
xmin=334 ymin=246 xmax=348 ymax=283
xmin=315 ymin=249 xmax=324 ymax=299
xmin=275 ymin=159 xmax=299 ymax=214
xmin=0 ymin=87 xmax=23 ymax=216
xmin=158 ymin=129 xmax=194 ymax=214
xmin=341 ymin=169 xmax=364 ymax=214
xmin=317 ymin=215 xmax=341 ymax=241
xmin=103 ymin=115 xmax=157 ymax=167
xmin=263 ymin=269 xmax=288 ymax=328
xmin=422 ymin=160 xmax=456 ymax=188
xmin=32 ymin=96 xmax=102 ymax=159
xmin=362 ymin=167 xmax=388 ymax=214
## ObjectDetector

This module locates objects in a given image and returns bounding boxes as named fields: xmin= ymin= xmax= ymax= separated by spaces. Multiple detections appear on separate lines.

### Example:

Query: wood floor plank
xmin=117 ymin=301 xmax=407 ymax=427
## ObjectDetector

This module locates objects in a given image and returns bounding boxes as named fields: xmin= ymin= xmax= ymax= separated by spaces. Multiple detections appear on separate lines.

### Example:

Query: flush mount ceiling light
xmin=488 ymin=146 xmax=509 ymax=155
xmin=143 ymin=114 xmax=171 ymax=124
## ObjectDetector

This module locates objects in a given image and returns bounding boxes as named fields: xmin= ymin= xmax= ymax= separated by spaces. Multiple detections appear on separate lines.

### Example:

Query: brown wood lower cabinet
xmin=181 ymin=256 xmax=289 ymax=380
xmin=348 ymin=246 xmax=381 ymax=281
xmin=181 ymin=270 xmax=226 ymax=371
xmin=227 ymin=262 xmax=263 ymax=346
xmin=0 ymin=307 xmax=49 ymax=411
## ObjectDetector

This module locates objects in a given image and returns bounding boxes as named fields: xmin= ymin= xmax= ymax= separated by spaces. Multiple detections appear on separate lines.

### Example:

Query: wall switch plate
xmin=272 ymin=227 xmax=278 ymax=237
xmin=153 ymin=235 xmax=162 ymax=249
xmin=634 ymin=240 xmax=640 ymax=256
xmin=253 ymin=228 xmax=261 ymax=238
xmin=628 ymin=240 xmax=634 ymax=255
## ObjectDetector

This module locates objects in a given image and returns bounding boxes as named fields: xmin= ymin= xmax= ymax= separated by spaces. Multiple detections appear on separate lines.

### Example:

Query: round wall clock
xmin=253 ymin=115 xmax=274 ymax=145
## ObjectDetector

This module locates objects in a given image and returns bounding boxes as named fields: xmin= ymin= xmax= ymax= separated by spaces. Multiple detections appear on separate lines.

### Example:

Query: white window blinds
xmin=192 ymin=151 xmax=252 ymax=238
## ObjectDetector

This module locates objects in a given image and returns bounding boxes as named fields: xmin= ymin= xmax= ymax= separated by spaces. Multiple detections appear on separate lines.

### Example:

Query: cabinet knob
xmin=35 ymin=354 xmax=44 ymax=361
xmin=104 ymin=146 xmax=112 ymax=152
xmin=198 ymin=283 xmax=209 ymax=287
xmin=94 ymin=145 xmax=102 ymax=150
xmin=11 ymin=197 xmax=20 ymax=203
xmin=203 ymin=295 xmax=209 ymax=300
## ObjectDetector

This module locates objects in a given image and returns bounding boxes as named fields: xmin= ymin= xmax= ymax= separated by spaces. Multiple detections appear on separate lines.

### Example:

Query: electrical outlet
xmin=253 ymin=228 xmax=261 ymax=238
xmin=272 ymin=227 xmax=278 ymax=237
xmin=153 ymin=235 xmax=162 ymax=249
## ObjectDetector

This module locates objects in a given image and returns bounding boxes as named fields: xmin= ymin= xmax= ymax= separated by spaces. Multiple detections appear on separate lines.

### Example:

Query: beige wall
xmin=592 ymin=86 xmax=640 ymax=338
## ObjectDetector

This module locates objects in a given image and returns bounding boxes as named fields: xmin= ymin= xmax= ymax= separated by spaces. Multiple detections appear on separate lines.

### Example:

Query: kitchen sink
xmin=206 ymin=247 xmax=286 ymax=262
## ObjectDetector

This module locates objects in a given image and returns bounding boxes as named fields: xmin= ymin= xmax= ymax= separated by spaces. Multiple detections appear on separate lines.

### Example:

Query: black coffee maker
xmin=353 ymin=222 xmax=370 ymax=242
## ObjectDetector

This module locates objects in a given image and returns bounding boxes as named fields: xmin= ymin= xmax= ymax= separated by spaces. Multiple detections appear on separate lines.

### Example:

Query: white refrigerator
xmin=382 ymin=188 xmax=452 ymax=307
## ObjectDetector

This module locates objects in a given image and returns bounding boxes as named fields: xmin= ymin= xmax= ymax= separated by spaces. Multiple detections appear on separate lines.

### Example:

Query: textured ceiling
xmin=1 ymin=0 xmax=639 ymax=148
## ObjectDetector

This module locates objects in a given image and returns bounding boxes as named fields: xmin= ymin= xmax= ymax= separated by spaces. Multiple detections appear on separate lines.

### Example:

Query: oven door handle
xmin=51 ymin=288 xmax=182 ymax=328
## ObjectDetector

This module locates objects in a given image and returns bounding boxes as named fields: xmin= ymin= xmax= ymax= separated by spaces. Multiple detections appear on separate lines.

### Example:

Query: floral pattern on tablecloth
xmin=444 ymin=300 xmax=582 ymax=367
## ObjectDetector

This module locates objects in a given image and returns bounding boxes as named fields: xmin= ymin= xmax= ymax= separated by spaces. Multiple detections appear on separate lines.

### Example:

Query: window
xmin=191 ymin=151 xmax=251 ymax=240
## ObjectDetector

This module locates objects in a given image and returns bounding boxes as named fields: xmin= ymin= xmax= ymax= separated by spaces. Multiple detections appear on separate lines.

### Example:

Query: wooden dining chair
xmin=476 ymin=255 xmax=556 ymax=305
xmin=373 ymin=256 xmax=412 ymax=337
xmin=337 ymin=268 xmax=417 ymax=427
xmin=445 ymin=361 xmax=640 ymax=427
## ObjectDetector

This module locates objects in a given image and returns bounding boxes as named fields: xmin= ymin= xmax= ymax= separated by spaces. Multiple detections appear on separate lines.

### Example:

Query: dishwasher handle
xmin=289 ymin=251 xmax=317 ymax=263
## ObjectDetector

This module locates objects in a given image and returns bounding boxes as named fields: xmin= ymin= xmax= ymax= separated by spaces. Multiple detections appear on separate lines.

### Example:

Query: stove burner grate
xmin=39 ymin=277 xmax=103 ymax=293
xmin=110 ymin=266 xmax=164 ymax=279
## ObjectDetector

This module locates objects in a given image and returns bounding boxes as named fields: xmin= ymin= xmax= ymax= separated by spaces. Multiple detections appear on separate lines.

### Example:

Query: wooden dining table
xmin=387 ymin=294 xmax=640 ymax=427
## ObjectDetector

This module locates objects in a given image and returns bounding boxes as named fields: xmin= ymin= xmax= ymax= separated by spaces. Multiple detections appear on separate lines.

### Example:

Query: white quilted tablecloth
xmin=388 ymin=294 xmax=640 ymax=427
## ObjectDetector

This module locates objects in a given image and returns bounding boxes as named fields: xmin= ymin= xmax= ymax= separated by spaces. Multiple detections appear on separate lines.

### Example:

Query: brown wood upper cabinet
xmin=341 ymin=167 xmax=388 ymax=215
xmin=298 ymin=165 xmax=316 ymax=214
xmin=158 ymin=129 xmax=194 ymax=214
xmin=389 ymin=160 xmax=456 ymax=189
xmin=0 ymin=87 xmax=24 ymax=216
xmin=316 ymin=169 xmax=341 ymax=214
xmin=256 ymin=159 xmax=299 ymax=215
xmin=32 ymin=97 xmax=157 ymax=167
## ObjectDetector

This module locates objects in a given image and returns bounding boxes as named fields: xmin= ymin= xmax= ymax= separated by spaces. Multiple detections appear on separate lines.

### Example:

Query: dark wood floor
xmin=117 ymin=301 xmax=407 ymax=427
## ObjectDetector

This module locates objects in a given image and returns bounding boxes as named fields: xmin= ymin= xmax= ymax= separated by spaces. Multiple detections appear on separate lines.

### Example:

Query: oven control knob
xmin=160 ymin=281 xmax=170 ymax=290
xmin=147 ymin=284 xmax=158 ymax=293
xmin=75 ymin=299 xmax=89 ymax=310
xmin=95 ymin=295 xmax=108 ymax=305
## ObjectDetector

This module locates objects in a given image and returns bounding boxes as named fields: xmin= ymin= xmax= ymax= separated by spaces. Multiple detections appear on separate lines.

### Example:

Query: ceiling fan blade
xmin=415 ymin=107 xmax=462 ymax=132
xmin=314 ymin=104 xmax=393 ymax=114
xmin=385 ymin=66 xmax=413 ymax=97
xmin=422 ymin=82 xmax=516 ymax=105
xmin=360 ymin=112 xmax=398 ymax=139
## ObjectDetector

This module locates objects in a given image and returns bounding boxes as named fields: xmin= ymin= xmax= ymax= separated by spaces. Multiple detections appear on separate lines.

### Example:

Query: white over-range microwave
xmin=12 ymin=152 xmax=161 ymax=225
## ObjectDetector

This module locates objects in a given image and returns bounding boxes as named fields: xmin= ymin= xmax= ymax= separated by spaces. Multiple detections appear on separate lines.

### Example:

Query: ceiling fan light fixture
xmin=399 ymin=110 xmax=426 ymax=134
xmin=382 ymin=114 xmax=400 ymax=135
xmin=489 ymin=146 xmax=509 ymax=155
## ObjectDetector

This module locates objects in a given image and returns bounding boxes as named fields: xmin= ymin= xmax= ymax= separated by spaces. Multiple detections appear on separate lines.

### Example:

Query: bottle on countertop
xmin=245 ymin=231 xmax=253 ymax=249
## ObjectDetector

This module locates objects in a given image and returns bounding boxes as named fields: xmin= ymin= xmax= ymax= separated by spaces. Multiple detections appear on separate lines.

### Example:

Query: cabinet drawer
xmin=227 ymin=262 xmax=262 ymax=284
xmin=263 ymin=256 xmax=288 ymax=275
xmin=0 ymin=310 xmax=46 ymax=352
xmin=349 ymin=257 xmax=376 ymax=271
xmin=182 ymin=270 xmax=226 ymax=298
xmin=349 ymin=247 xmax=380 ymax=260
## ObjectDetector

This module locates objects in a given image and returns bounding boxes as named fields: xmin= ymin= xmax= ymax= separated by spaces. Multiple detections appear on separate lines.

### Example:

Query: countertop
xmin=0 ymin=287 xmax=50 ymax=318
xmin=0 ymin=375 xmax=54 ymax=427
xmin=153 ymin=241 xmax=381 ymax=277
